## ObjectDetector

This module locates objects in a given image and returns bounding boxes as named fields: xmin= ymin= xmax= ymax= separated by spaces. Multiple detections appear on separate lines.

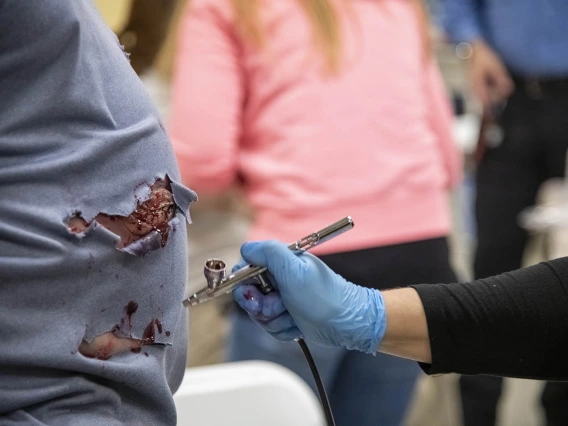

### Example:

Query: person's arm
xmin=382 ymin=258 xmax=568 ymax=379
xmin=233 ymin=241 xmax=568 ymax=381
xmin=169 ymin=0 xmax=244 ymax=194
xmin=378 ymin=258 xmax=568 ymax=379
xmin=443 ymin=0 xmax=513 ymax=106
xmin=379 ymin=288 xmax=432 ymax=363
xmin=410 ymin=258 xmax=568 ymax=380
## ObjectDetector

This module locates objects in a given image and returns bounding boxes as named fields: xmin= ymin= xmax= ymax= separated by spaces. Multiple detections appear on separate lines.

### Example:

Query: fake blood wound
xmin=95 ymin=343 xmax=113 ymax=360
xmin=127 ymin=186 xmax=174 ymax=248
xmin=68 ymin=179 xmax=174 ymax=251
xmin=243 ymin=290 xmax=254 ymax=301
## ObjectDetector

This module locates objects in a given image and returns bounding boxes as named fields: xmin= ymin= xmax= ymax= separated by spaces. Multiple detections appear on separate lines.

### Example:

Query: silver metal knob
xmin=204 ymin=259 xmax=226 ymax=290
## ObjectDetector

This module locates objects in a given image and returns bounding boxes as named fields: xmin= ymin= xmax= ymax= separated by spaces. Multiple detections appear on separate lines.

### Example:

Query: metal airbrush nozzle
xmin=183 ymin=216 xmax=354 ymax=307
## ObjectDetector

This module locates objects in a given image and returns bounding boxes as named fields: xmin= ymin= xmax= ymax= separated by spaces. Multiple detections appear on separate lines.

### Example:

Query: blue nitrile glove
xmin=232 ymin=241 xmax=386 ymax=354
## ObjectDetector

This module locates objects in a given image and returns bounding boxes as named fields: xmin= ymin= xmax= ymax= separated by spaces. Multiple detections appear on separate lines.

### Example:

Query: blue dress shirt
xmin=442 ymin=0 xmax=568 ymax=77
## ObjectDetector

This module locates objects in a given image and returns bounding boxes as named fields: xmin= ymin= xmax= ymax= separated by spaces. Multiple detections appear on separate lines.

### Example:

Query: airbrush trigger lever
xmin=253 ymin=271 xmax=274 ymax=294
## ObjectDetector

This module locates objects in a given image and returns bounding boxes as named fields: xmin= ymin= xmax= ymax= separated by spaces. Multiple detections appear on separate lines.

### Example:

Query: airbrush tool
xmin=183 ymin=216 xmax=354 ymax=426
xmin=183 ymin=216 xmax=354 ymax=307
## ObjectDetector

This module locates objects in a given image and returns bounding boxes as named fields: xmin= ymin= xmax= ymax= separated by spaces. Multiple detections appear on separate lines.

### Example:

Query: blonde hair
xmin=230 ymin=0 xmax=430 ymax=73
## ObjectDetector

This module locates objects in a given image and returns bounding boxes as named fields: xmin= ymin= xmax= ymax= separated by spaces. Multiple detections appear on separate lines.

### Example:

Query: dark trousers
xmin=461 ymin=83 xmax=568 ymax=426
xmin=319 ymin=237 xmax=456 ymax=292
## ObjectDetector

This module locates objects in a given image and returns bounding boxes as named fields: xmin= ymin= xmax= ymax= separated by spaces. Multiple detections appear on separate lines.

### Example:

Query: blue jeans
xmin=227 ymin=312 xmax=420 ymax=426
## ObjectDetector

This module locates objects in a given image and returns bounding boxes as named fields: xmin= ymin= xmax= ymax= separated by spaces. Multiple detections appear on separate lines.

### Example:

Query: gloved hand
xmin=232 ymin=241 xmax=386 ymax=354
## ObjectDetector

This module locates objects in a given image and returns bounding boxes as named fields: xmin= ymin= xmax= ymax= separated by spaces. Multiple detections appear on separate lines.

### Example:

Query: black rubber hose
xmin=297 ymin=337 xmax=336 ymax=426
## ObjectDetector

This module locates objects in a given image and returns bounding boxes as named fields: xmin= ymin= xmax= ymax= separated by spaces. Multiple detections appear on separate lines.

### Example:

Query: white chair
xmin=174 ymin=361 xmax=325 ymax=426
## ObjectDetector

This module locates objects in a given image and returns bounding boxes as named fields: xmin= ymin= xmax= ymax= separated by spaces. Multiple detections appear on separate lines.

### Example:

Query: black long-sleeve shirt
xmin=412 ymin=257 xmax=568 ymax=380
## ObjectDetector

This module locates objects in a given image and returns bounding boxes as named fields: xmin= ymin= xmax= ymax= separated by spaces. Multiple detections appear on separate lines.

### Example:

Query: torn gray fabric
xmin=0 ymin=1 xmax=196 ymax=425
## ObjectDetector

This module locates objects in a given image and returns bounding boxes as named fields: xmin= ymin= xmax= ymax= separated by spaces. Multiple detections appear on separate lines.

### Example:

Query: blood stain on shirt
xmin=142 ymin=318 xmax=165 ymax=344
xmin=125 ymin=301 xmax=139 ymax=327
xmin=155 ymin=318 xmax=163 ymax=334
xmin=142 ymin=319 xmax=156 ymax=344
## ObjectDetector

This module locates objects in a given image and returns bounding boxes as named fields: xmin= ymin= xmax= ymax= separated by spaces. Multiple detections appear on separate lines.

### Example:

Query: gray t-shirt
xmin=0 ymin=1 xmax=196 ymax=424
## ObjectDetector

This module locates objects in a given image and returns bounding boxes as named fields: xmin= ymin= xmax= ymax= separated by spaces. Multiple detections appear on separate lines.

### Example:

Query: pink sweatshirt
xmin=170 ymin=0 xmax=462 ymax=255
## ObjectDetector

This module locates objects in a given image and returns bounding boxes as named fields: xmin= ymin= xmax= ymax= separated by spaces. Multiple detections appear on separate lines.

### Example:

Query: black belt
xmin=512 ymin=75 xmax=568 ymax=99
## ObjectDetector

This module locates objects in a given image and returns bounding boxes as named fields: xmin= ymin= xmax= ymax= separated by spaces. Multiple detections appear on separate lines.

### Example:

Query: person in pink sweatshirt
xmin=170 ymin=0 xmax=462 ymax=424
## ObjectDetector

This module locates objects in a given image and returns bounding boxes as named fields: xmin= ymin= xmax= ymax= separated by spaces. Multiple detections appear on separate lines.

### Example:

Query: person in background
xmin=442 ymin=1 xmax=568 ymax=425
xmin=170 ymin=1 xmax=461 ymax=424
